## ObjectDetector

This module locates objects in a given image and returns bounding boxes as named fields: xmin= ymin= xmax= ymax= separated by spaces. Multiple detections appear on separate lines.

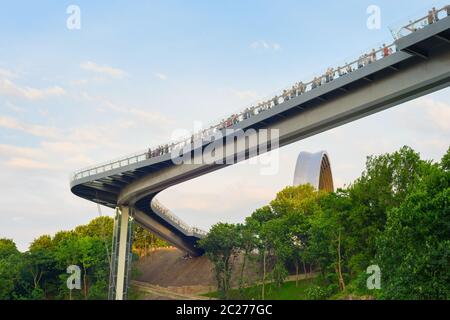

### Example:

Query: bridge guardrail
xmin=394 ymin=6 xmax=448 ymax=39
xmin=151 ymin=198 xmax=207 ymax=237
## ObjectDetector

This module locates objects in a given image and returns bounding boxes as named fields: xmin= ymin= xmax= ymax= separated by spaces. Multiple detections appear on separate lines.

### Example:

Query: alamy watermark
xmin=366 ymin=264 xmax=381 ymax=290
xmin=167 ymin=123 xmax=280 ymax=176
xmin=367 ymin=5 xmax=381 ymax=30
xmin=66 ymin=5 xmax=81 ymax=30
xmin=66 ymin=265 xmax=81 ymax=290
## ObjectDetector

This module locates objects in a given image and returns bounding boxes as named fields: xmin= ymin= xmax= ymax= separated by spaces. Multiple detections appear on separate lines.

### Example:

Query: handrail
xmin=151 ymin=198 xmax=207 ymax=237
xmin=70 ymin=5 xmax=449 ymax=183
xmin=395 ymin=5 xmax=448 ymax=38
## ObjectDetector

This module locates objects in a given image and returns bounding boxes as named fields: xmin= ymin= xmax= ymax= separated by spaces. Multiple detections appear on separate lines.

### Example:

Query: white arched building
xmin=293 ymin=151 xmax=334 ymax=192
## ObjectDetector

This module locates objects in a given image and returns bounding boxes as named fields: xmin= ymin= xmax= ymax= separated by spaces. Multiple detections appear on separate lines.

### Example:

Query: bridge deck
xmin=70 ymin=16 xmax=450 ymax=255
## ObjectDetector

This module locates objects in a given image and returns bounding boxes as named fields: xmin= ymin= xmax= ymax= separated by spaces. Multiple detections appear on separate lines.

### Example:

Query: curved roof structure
xmin=293 ymin=151 xmax=334 ymax=192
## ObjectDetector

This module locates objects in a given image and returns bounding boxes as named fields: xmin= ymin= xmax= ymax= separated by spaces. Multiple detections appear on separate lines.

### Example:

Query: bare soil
xmin=134 ymin=247 xmax=261 ymax=295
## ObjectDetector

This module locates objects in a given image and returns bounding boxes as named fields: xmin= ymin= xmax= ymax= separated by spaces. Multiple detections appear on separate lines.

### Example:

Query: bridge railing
xmin=71 ymin=150 xmax=148 ymax=181
xmin=394 ymin=5 xmax=449 ymax=39
xmin=151 ymin=198 xmax=207 ymax=237
xmin=70 ymin=6 xmax=448 ymax=183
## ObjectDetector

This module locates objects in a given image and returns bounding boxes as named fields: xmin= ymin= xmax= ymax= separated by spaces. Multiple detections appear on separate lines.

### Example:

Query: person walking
xmin=346 ymin=64 xmax=353 ymax=73
xmin=383 ymin=44 xmax=390 ymax=57
xmin=370 ymin=49 xmax=377 ymax=63
xmin=428 ymin=10 xmax=434 ymax=25
xmin=432 ymin=7 xmax=439 ymax=22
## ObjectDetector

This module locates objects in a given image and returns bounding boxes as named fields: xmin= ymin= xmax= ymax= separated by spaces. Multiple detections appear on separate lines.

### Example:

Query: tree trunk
xmin=33 ymin=273 xmax=38 ymax=289
xmin=337 ymin=231 xmax=346 ymax=291
xmin=295 ymin=261 xmax=299 ymax=287
xmin=83 ymin=267 xmax=88 ymax=300
xmin=262 ymin=248 xmax=266 ymax=300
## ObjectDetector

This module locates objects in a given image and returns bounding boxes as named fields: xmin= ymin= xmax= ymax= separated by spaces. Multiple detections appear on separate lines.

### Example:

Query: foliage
xmin=0 ymin=238 xmax=19 ymax=260
xmin=201 ymin=146 xmax=449 ymax=300
xmin=0 ymin=215 xmax=168 ymax=300
xmin=304 ymin=285 xmax=332 ymax=300
xmin=376 ymin=155 xmax=450 ymax=299
xmin=133 ymin=225 xmax=169 ymax=257
xmin=198 ymin=223 xmax=240 ymax=299
xmin=204 ymin=278 xmax=319 ymax=300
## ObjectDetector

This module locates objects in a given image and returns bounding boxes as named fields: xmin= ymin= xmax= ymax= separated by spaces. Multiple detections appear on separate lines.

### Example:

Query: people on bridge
xmin=357 ymin=55 xmax=364 ymax=69
xmin=383 ymin=44 xmax=390 ymax=57
xmin=297 ymin=81 xmax=306 ymax=95
xmin=432 ymin=7 xmax=439 ymax=23
xmin=346 ymin=64 xmax=353 ymax=74
xmin=290 ymin=86 xmax=296 ymax=99
xmin=284 ymin=90 xmax=290 ymax=101
xmin=370 ymin=49 xmax=377 ymax=63
xmin=140 ymin=5 xmax=443 ymax=161
xmin=428 ymin=10 xmax=435 ymax=25
xmin=243 ymin=108 xmax=251 ymax=120
xmin=272 ymin=95 xmax=279 ymax=106
xmin=325 ymin=67 xmax=334 ymax=83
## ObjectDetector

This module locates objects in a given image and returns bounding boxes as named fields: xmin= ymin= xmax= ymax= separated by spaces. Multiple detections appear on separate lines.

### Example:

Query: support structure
xmin=71 ymin=17 xmax=450 ymax=258
xmin=108 ymin=206 xmax=134 ymax=300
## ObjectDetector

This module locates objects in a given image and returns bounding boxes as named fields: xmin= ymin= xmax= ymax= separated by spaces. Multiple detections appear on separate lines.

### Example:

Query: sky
xmin=0 ymin=0 xmax=449 ymax=251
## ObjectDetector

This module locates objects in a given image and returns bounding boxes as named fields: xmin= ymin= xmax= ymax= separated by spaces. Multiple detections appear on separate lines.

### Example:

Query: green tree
xmin=345 ymin=146 xmax=426 ymax=273
xmin=236 ymin=223 xmax=257 ymax=295
xmin=0 ymin=238 xmax=19 ymax=260
xmin=0 ymin=239 xmax=30 ymax=299
xmin=26 ymin=235 xmax=56 ymax=298
xmin=270 ymin=185 xmax=320 ymax=284
xmin=309 ymin=191 xmax=352 ymax=291
xmin=133 ymin=225 xmax=168 ymax=257
xmin=260 ymin=217 xmax=291 ymax=288
xmin=198 ymin=223 xmax=240 ymax=299
xmin=376 ymin=155 xmax=450 ymax=299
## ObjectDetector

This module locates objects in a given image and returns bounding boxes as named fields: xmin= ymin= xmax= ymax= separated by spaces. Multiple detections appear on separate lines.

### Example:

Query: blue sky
xmin=0 ymin=0 xmax=449 ymax=250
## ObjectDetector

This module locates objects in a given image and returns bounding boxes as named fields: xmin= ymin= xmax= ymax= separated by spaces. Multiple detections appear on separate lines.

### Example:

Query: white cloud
xmin=0 ymin=79 xmax=65 ymax=100
xmin=0 ymin=67 xmax=18 ymax=79
xmin=80 ymin=92 xmax=174 ymax=126
xmin=229 ymin=88 xmax=261 ymax=101
xmin=423 ymin=99 xmax=450 ymax=131
xmin=0 ymin=111 xmax=170 ymax=175
xmin=4 ymin=157 xmax=53 ymax=170
xmin=0 ymin=116 xmax=61 ymax=139
xmin=5 ymin=101 xmax=25 ymax=113
xmin=70 ymin=77 xmax=107 ymax=86
xmin=154 ymin=72 xmax=168 ymax=80
xmin=251 ymin=40 xmax=281 ymax=51
xmin=80 ymin=61 xmax=128 ymax=79
xmin=0 ymin=144 xmax=45 ymax=159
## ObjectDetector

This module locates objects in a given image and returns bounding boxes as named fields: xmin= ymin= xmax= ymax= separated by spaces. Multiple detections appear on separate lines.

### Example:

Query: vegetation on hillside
xmin=199 ymin=146 xmax=450 ymax=300
xmin=0 ymin=218 xmax=168 ymax=300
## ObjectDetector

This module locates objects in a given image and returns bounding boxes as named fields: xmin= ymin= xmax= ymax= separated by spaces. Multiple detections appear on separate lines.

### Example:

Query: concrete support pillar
xmin=115 ymin=206 xmax=130 ymax=300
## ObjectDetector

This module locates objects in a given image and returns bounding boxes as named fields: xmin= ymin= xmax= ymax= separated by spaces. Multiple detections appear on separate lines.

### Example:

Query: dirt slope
xmin=134 ymin=247 xmax=261 ymax=294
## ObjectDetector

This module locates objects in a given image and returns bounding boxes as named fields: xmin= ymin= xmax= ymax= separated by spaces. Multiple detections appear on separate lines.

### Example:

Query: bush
xmin=305 ymin=286 xmax=330 ymax=300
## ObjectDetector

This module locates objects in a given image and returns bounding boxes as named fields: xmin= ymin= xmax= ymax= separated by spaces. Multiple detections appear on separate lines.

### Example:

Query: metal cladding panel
xmin=293 ymin=151 xmax=334 ymax=192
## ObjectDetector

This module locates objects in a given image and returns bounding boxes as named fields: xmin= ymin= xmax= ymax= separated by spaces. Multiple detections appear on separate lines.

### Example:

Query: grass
xmin=202 ymin=277 xmax=321 ymax=300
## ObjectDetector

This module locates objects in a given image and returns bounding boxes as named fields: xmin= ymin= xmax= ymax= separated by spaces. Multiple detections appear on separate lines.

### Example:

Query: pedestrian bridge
xmin=71 ymin=15 xmax=450 ymax=258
